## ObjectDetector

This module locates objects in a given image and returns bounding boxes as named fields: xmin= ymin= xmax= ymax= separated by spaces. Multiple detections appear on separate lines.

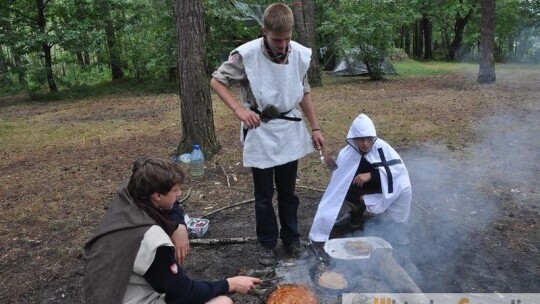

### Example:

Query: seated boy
xmin=309 ymin=113 xmax=412 ymax=245
xmin=84 ymin=157 xmax=260 ymax=304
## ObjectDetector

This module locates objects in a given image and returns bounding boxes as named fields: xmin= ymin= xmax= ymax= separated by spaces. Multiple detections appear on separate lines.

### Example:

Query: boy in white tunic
xmin=309 ymin=114 xmax=411 ymax=245
xmin=210 ymin=3 xmax=325 ymax=266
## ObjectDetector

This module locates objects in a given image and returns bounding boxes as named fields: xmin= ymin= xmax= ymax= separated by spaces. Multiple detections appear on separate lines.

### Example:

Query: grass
xmin=392 ymin=60 xmax=474 ymax=77
xmin=0 ymin=78 xmax=179 ymax=103
xmin=0 ymin=91 xmax=180 ymax=154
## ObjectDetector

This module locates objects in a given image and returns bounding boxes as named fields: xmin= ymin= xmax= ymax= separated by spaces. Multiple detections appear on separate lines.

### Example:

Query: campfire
xmin=249 ymin=236 xmax=422 ymax=303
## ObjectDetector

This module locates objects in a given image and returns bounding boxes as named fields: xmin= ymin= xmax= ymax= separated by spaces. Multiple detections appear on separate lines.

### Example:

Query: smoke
xmin=339 ymin=105 xmax=539 ymax=292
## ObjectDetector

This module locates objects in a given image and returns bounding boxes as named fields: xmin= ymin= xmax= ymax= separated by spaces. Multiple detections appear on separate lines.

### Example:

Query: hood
xmin=345 ymin=114 xmax=377 ymax=151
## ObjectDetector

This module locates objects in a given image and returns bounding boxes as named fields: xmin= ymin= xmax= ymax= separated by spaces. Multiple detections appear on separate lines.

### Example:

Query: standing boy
xmin=210 ymin=3 xmax=324 ymax=266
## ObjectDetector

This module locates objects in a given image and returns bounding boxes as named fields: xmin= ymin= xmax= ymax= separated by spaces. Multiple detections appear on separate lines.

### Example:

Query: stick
xmin=201 ymin=186 xmax=323 ymax=218
xmin=190 ymin=237 xmax=257 ymax=245
xmin=202 ymin=198 xmax=255 ymax=217
xmin=202 ymin=185 xmax=323 ymax=216
xmin=414 ymin=202 xmax=428 ymax=214
xmin=296 ymin=185 xmax=325 ymax=192
xmin=219 ymin=165 xmax=231 ymax=188
xmin=178 ymin=187 xmax=192 ymax=204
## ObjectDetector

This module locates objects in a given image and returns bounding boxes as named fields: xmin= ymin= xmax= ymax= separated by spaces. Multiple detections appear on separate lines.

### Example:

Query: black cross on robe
xmin=371 ymin=148 xmax=402 ymax=194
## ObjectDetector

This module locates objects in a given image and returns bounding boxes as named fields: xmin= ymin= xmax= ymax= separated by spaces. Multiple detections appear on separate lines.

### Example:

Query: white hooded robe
xmin=309 ymin=114 xmax=412 ymax=242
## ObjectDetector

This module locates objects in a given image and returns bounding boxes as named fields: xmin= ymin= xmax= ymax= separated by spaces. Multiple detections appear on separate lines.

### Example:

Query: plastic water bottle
xmin=190 ymin=144 xmax=204 ymax=177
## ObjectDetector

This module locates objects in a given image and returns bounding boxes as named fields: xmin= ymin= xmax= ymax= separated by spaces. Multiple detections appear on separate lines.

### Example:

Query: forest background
xmin=1 ymin=0 xmax=539 ymax=97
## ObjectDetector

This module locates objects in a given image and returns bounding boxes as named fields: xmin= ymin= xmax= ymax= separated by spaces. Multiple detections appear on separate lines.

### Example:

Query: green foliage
xmin=118 ymin=0 xmax=176 ymax=80
xmin=1 ymin=0 xmax=539 ymax=97
xmin=205 ymin=0 xmax=261 ymax=70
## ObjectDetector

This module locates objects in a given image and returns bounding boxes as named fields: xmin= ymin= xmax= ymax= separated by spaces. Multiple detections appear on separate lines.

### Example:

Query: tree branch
xmin=1 ymin=5 xmax=37 ymax=25
xmin=219 ymin=164 xmax=231 ymax=188
xmin=203 ymin=198 xmax=255 ymax=218
xmin=179 ymin=187 xmax=192 ymax=204
xmin=296 ymin=185 xmax=325 ymax=192
xmin=201 ymin=185 xmax=323 ymax=218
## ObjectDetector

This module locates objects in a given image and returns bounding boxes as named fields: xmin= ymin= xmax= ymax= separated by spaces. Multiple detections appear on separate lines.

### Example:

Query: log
xmin=367 ymin=249 xmax=423 ymax=293
xmin=190 ymin=237 xmax=257 ymax=245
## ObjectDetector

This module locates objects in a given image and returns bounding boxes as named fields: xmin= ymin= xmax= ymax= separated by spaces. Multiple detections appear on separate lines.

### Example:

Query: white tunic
xmin=236 ymin=38 xmax=314 ymax=169
xmin=309 ymin=114 xmax=412 ymax=242
xmin=122 ymin=226 xmax=172 ymax=304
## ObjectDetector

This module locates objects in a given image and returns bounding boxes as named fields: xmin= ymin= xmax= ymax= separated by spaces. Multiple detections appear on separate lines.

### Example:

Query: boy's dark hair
xmin=263 ymin=3 xmax=294 ymax=32
xmin=128 ymin=157 xmax=185 ymax=203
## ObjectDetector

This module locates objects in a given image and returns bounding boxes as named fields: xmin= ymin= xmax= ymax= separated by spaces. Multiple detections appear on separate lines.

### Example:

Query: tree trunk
xmin=37 ymin=0 xmax=58 ymax=92
xmin=360 ymin=45 xmax=384 ymax=81
xmin=83 ymin=51 xmax=91 ymax=66
xmin=0 ymin=45 xmax=7 ymax=74
xmin=413 ymin=20 xmax=423 ymax=58
xmin=292 ymin=0 xmax=322 ymax=87
xmin=12 ymin=48 xmax=25 ymax=85
xmin=0 ymin=45 xmax=8 ymax=85
xmin=477 ymin=0 xmax=496 ymax=84
xmin=448 ymin=4 xmax=473 ymax=61
xmin=76 ymin=52 xmax=85 ymax=67
xmin=422 ymin=16 xmax=433 ymax=60
xmin=174 ymin=0 xmax=220 ymax=157
xmin=104 ymin=18 xmax=123 ymax=80
xmin=167 ymin=43 xmax=177 ymax=82
xmin=97 ymin=0 xmax=124 ymax=80
xmin=404 ymin=25 xmax=411 ymax=56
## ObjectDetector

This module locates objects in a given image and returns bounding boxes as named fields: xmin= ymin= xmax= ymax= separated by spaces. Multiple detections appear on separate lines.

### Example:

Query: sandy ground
xmin=0 ymin=66 xmax=538 ymax=303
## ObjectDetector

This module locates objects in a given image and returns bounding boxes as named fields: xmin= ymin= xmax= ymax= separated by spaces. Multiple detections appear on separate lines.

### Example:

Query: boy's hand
xmin=234 ymin=107 xmax=261 ymax=129
xmin=171 ymin=225 xmax=190 ymax=264
xmin=353 ymin=172 xmax=371 ymax=187
xmin=311 ymin=130 xmax=325 ymax=150
xmin=226 ymin=276 xmax=262 ymax=293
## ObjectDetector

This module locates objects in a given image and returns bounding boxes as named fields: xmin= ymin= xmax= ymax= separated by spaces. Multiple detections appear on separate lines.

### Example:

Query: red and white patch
xmin=169 ymin=263 xmax=178 ymax=274
xmin=229 ymin=53 xmax=239 ymax=62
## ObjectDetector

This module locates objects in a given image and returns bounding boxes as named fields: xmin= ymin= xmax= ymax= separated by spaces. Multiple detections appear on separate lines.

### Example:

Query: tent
xmin=331 ymin=48 xmax=397 ymax=76
xmin=231 ymin=0 xmax=265 ymax=27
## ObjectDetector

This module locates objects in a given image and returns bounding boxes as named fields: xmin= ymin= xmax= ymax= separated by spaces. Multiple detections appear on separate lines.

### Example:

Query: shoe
xmin=258 ymin=246 xmax=276 ymax=266
xmin=335 ymin=201 xmax=353 ymax=226
xmin=348 ymin=211 xmax=363 ymax=228
xmin=334 ymin=212 xmax=351 ymax=226
xmin=286 ymin=241 xmax=309 ymax=260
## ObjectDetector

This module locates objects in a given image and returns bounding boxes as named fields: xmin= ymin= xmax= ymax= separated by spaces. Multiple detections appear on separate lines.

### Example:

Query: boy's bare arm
xmin=210 ymin=78 xmax=261 ymax=129
xmin=299 ymin=92 xmax=325 ymax=150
